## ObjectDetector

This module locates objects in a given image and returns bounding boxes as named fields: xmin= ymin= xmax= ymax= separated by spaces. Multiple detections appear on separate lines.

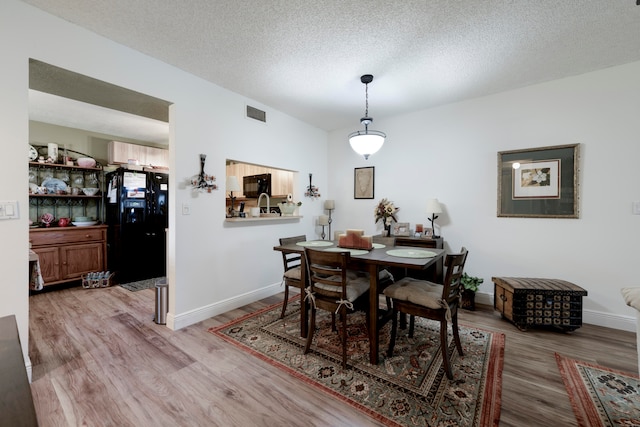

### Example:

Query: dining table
xmin=273 ymin=239 xmax=445 ymax=365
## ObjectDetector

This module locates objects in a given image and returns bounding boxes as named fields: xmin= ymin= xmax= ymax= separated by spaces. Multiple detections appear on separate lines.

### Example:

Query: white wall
xmin=2 ymin=1 xmax=638 ymax=373
xmin=328 ymin=61 xmax=640 ymax=331
xmin=0 ymin=1 xmax=329 ymax=363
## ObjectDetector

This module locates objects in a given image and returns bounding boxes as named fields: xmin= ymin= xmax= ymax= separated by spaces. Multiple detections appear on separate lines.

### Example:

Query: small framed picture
xmin=393 ymin=222 xmax=411 ymax=236
xmin=424 ymin=228 xmax=433 ymax=238
xmin=354 ymin=166 xmax=375 ymax=199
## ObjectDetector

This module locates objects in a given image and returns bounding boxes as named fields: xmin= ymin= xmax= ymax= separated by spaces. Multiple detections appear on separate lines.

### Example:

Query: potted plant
xmin=460 ymin=273 xmax=483 ymax=311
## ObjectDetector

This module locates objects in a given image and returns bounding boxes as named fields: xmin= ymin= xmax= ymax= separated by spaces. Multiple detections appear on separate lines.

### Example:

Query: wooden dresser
xmin=29 ymin=225 xmax=107 ymax=287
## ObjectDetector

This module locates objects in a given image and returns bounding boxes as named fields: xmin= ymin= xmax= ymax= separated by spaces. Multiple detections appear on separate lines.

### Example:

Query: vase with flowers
xmin=374 ymin=198 xmax=399 ymax=236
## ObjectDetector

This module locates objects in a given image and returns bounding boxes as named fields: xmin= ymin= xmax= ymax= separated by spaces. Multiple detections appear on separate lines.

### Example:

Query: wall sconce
xmin=305 ymin=173 xmax=321 ymax=198
xmin=191 ymin=154 xmax=217 ymax=192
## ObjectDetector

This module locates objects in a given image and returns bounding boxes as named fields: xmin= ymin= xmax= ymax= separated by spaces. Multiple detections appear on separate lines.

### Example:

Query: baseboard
xmin=168 ymin=288 xmax=638 ymax=333
xmin=170 ymin=282 xmax=282 ymax=330
xmin=475 ymin=292 xmax=637 ymax=332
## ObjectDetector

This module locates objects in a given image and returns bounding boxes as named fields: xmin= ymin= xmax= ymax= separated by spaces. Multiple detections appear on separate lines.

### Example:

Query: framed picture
xmin=393 ymin=222 xmax=411 ymax=236
xmin=424 ymin=228 xmax=433 ymax=238
xmin=354 ymin=166 xmax=375 ymax=199
xmin=497 ymin=144 xmax=579 ymax=218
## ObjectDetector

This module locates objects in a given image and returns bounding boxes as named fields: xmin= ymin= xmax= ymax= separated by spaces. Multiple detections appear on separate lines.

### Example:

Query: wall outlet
xmin=0 ymin=200 xmax=19 ymax=219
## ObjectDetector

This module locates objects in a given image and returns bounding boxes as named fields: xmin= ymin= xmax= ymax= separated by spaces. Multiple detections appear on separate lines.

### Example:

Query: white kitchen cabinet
xmin=109 ymin=141 xmax=168 ymax=168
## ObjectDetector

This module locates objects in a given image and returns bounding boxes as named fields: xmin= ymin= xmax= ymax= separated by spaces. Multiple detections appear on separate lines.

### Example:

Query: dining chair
xmin=383 ymin=247 xmax=468 ymax=379
xmin=278 ymin=235 xmax=307 ymax=319
xmin=372 ymin=234 xmax=397 ymax=311
xmin=304 ymin=248 xmax=370 ymax=368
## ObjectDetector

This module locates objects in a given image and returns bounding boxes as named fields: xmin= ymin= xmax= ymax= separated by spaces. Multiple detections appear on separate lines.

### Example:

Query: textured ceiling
xmin=21 ymin=0 xmax=640 ymax=135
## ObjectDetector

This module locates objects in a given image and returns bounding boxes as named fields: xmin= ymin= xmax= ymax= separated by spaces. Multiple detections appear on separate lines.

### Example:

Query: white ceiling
xmin=22 ymin=0 xmax=640 ymax=138
xmin=29 ymin=90 xmax=170 ymax=144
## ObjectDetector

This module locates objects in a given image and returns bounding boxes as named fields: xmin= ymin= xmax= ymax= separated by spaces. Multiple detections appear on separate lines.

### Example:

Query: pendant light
xmin=348 ymin=74 xmax=386 ymax=160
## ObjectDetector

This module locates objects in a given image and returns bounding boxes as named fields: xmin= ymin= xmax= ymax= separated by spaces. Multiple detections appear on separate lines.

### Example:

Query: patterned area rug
xmin=555 ymin=353 xmax=640 ymax=427
xmin=119 ymin=277 xmax=165 ymax=292
xmin=209 ymin=299 xmax=504 ymax=427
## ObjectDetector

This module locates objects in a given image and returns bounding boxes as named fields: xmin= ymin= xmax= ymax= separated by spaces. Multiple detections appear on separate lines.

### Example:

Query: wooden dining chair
xmin=383 ymin=247 xmax=468 ymax=379
xmin=278 ymin=235 xmax=307 ymax=318
xmin=304 ymin=248 xmax=370 ymax=368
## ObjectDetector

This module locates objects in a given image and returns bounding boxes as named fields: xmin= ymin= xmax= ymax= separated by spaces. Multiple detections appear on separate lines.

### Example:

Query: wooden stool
xmin=493 ymin=277 xmax=587 ymax=332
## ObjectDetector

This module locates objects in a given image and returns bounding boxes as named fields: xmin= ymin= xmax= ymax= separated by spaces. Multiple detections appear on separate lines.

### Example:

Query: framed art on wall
xmin=497 ymin=143 xmax=579 ymax=218
xmin=354 ymin=166 xmax=375 ymax=199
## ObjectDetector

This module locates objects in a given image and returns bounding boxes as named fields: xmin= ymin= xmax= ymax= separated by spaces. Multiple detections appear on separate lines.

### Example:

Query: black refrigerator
xmin=105 ymin=168 xmax=168 ymax=284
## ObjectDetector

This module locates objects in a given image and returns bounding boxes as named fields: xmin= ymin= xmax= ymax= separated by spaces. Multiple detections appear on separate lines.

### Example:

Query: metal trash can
xmin=154 ymin=281 xmax=168 ymax=325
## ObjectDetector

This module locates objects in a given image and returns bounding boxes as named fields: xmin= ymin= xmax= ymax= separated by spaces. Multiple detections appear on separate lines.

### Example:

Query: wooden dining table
xmin=273 ymin=240 xmax=445 ymax=365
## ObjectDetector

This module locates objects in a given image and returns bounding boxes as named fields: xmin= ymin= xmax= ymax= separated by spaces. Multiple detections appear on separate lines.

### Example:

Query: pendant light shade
xmin=348 ymin=74 xmax=386 ymax=160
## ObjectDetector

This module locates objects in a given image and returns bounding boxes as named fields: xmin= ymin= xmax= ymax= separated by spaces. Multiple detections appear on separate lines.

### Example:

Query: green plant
xmin=461 ymin=273 xmax=483 ymax=292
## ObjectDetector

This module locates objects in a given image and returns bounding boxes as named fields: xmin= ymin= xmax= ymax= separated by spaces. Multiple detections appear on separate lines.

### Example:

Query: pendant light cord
xmin=364 ymin=82 xmax=369 ymax=118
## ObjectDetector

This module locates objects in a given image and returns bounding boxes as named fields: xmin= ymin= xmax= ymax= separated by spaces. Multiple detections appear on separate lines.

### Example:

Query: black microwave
xmin=243 ymin=173 xmax=271 ymax=198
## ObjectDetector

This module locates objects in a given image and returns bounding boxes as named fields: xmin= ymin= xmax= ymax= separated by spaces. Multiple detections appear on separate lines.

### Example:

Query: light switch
xmin=182 ymin=203 xmax=191 ymax=215
xmin=633 ymin=201 xmax=640 ymax=215
xmin=0 ymin=200 xmax=19 ymax=219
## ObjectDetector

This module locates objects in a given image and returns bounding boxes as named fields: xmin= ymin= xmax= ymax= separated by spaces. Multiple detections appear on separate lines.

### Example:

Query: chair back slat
xmin=441 ymin=247 xmax=468 ymax=305
xmin=279 ymin=235 xmax=306 ymax=271
xmin=304 ymin=248 xmax=350 ymax=300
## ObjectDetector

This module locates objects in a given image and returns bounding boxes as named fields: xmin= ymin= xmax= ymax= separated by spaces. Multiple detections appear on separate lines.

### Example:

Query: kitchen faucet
xmin=257 ymin=192 xmax=270 ymax=214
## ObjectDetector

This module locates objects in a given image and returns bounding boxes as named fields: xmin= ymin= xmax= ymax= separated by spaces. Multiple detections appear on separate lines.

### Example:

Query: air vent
xmin=246 ymin=105 xmax=266 ymax=122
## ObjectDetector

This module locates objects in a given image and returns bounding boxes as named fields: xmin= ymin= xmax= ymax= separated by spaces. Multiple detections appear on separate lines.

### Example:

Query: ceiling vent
xmin=246 ymin=105 xmax=266 ymax=123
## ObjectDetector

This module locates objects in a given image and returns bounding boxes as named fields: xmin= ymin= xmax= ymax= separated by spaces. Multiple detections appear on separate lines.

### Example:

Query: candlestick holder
xmin=318 ymin=214 xmax=329 ymax=240
xmin=324 ymin=200 xmax=335 ymax=240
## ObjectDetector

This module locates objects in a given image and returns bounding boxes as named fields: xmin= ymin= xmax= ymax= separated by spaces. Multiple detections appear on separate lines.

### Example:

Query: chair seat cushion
xmin=315 ymin=276 xmax=370 ymax=302
xmin=283 ymin=266 xmax=301 ymax=280
xmin=383 ymin=277 xmax=443 ymax=309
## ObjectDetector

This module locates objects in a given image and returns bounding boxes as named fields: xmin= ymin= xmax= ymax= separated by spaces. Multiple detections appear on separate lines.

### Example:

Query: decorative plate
xmin=41 ymin=177 xmax=68 ymax=193
xmin=324 ymin=247 xmax=369 ymax=256
xmin=386 ymin=249 xmax=437 ymax=258
xmin=72 ymin=221 xmax=98 ymax=227
xmin=372 ymin=243 xmax=385 ymax=249
xmin=296 ymin=241 xmax=333 ymax=247
xmin=28 ymin=144 xmax=38 ymax=161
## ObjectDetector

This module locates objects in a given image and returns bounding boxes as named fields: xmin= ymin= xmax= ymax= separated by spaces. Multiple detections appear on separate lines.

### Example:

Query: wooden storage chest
xmin=493 ymin=277 xmax=587 ymax=332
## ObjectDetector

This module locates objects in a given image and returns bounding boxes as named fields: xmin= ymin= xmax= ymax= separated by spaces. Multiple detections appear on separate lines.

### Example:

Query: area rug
xmin=209 ymin=299 xmax=504 ymax=427
xmin=119 ymin=277 xmax=165 ymax=292
xmin=555 ymin=353 xmax=640 ymax=427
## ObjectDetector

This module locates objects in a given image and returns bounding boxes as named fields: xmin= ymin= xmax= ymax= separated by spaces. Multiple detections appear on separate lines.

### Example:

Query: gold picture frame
xmin=497 ymin=143 xmax=579 ymax=218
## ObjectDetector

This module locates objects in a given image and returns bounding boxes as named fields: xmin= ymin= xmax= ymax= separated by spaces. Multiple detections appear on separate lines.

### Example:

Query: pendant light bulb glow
xmin=348 ymin=75 xmax=386 ymax=160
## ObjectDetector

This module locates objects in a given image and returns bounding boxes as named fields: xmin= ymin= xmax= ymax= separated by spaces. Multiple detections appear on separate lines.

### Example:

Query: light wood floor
xmin=29 ymin=285 xmax=637 ymax=427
